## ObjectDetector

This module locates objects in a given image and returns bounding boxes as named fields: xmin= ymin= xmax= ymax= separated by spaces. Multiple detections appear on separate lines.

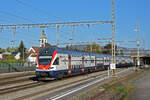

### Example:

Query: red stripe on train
xmin=48 ymin=50 xmax=57 ymax=69
xmin=38 ymin=50 xmax=57 ymax=70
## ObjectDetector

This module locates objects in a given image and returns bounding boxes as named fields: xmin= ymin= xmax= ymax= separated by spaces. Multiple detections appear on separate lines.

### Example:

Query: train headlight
xmin=36 ymin=66 xmax=40 ymax=70
xmin=49 ymin=67 xmax=54 ymax=69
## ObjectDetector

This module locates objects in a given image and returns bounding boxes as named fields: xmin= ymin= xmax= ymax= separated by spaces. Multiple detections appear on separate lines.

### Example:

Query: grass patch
xmin=142 ymin=67 xmax=150 ymax=71
xmin=101 ymin=70 xmax=144 ymax=100
xmin=110 ymin=83 xmax=135 ymax=100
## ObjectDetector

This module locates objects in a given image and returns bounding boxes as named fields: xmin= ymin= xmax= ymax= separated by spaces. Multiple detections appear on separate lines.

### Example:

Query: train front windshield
xmin=38 ymin=49 xmax=54 ymax=65
xmin=38 ymin=56 xmax=52 ymax=65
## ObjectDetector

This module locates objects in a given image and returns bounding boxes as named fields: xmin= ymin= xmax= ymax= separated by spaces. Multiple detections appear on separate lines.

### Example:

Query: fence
xmin=0 ymin=62 xmax=35 ymax=73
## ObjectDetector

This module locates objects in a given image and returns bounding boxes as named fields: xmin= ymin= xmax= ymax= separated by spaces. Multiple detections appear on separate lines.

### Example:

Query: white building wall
xmin=0 ymin=54 xmax=2 ymax=59
xmin=27 ymin=54 xmax=36 ymax=63
xmin=14 ymin=53 xmax=21 ymax=60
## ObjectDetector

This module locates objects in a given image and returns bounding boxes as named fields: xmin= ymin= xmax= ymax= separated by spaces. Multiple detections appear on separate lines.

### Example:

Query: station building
xmin=131 ymin=54 xmax=150 ymax=66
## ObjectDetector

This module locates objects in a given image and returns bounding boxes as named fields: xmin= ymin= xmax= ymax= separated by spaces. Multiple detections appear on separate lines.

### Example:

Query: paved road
xmin=129 ymin=70 xmax=150 ymax=100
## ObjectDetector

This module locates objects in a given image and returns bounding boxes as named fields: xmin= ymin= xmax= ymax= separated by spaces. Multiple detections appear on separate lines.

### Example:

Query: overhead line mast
xmin=136 ymin=22 xmax=140 ymax=68
xmin=0 ymin=20 xmax=112 ymax=46
xmin=111 ymin=0 xmax=116 ymax=76
xmin=0 ymin=21 xmax=112 ymax=30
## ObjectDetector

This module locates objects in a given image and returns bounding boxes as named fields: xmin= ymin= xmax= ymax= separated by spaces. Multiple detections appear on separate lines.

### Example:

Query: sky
xmin=0 ymin=0 xmax=150 ymax=49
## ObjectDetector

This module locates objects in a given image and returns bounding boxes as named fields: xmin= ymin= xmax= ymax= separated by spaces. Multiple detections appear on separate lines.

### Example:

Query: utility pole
xmin=71 ymin=25 xmax=74 ymax=41
xmin=143 ymin=32 xmax=145 ymax=55
xmin=142 ymin=32 xmax=145 ymax=65
xmin=111 ymin=0 xmax=116 ymax=76
xmin=11 ymin=29 xmax=16 ymax=48
xmin=87 ymin=25 xmax=93 ymax=52
xmin=70 ymin=25 xmax=74 ymax=46
xmin=56 ymin=25 xmax=59 ymax=46
xmin=23 ymin=46 xmax=24 ymax=61
xmin=136 ymin=22 xmax=140 ymax=68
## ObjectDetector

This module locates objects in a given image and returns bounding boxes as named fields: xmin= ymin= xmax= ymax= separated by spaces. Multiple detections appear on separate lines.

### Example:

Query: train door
xmin=102 ymin=57 xmax=105 ymax=69
xmin=68 ymin=55 xmax=72 ymax=75
xmin=95 ymin=56 xmax=97 ymax=70
xmin=82 ymin=56 xmax=85 ymax=72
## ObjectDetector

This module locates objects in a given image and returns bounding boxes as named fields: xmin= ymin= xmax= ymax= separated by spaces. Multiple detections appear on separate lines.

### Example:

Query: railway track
xmin=0 ymin=75 xmax=35 ymax=86
xmin=0 ymin=71 xmax=35 ymax=81
xmin=15 ymin=70 xmax=116 ymax=100
xmin=0 ymin=82 xmax=40 ymax=95
xmin=0 ymin=68 xmax=130 ymax=100
xmin=0 ymin=70 xmax=109 ymax=96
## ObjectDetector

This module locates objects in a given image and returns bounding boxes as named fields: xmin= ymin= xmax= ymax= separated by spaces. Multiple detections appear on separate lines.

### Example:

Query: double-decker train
xmin=36 ymin=47 xmax=133 ymax=79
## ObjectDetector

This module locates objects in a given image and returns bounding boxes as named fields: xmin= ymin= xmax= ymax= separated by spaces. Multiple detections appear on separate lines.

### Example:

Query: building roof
xmin=29 ymin=47 xmax=41 ymax=53
xmin=2 ymin=52 xmax=11 ymax=55
xmin=45 ymin=43 xmax=51 ymax=48
xmin=11 ymin=52 xmax=20 ymax=56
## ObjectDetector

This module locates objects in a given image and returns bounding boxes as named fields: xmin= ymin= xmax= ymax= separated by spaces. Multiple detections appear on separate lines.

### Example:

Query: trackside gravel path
xmin=129 ymin=70 xmax=150 ymax=100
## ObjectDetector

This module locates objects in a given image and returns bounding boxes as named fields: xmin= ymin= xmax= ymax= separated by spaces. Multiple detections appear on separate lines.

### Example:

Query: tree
xmin=102 ymin=43 xmax=112 ymax=54
xmin=66 ymin=45 xmax=69 ymax=50
xmin=65 ymin=45 xmax=74 ymax=50
xmin=117 ymin=49 xmax=124 ymax=56
xmin=6 ymin=46 xmax=13 ymax=52
xmin=84 ymin=43 xmax=101 ymax=53
xmin=102 ymin=43 xmax=124 ymax=56
xmin=6 ymin=55 xmax=15 ymax=62
xmin=4 ymin=46 xmax=18 ymax=53
xmin=0 ymin=48 xmax=3 ymax=52
xmin=18 ymin=41 xmax=26 ymax=60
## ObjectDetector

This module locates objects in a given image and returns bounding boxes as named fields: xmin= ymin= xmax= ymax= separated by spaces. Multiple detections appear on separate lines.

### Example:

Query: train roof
xmin=39 ymin=47 xmax=132 ymax=58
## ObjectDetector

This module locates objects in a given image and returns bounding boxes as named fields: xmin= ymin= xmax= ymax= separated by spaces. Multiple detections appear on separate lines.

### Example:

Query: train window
xmin=80 ymin=65 xmax=82 ymax=68
xmin=72 ymin=65 xmax=74 ymax=69
xmin=85 ymin=59 xmax=87 ymax=63
xmin=106 ymin=59 xmax=108 ymax=62
xmin=91 ymin=59 xmax=94 ymax=63
xmin=78 ymin=65 xmax=80 ymax=69
xmin=53 ymin=57 xmax=59 ymax=65
xmin=76 ymin=65 xmax=78 ymax=69
xmin=39 ymin=58 xmax=51 ymax=65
